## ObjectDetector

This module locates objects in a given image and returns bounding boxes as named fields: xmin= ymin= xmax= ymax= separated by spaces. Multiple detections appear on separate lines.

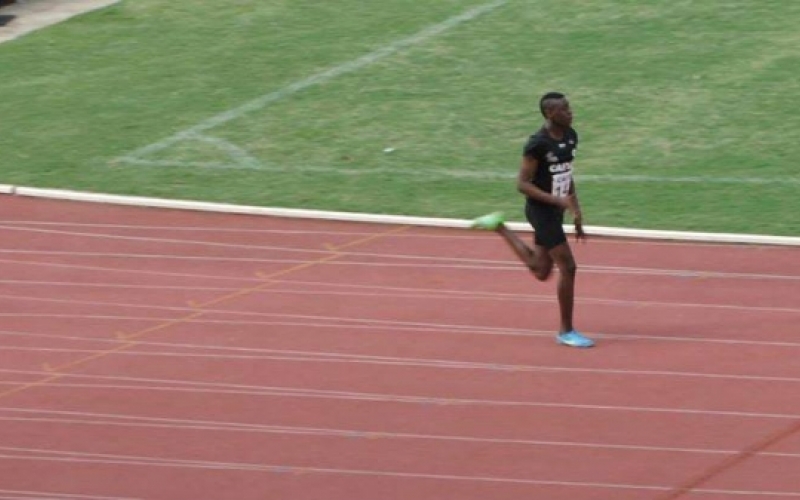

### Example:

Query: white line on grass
xmin=189 ymin=134 xmax=262 ymax=169
xmin=118 ymin=157 xmax=800 ymax=185
xmin=117 ymin=0 xmax=507 ymax=163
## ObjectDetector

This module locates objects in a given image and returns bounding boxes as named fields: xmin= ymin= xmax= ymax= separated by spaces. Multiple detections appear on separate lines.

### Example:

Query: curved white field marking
xmin=117 ymin=0 xmax=507 ymax=163
xmin=116 ymin=158 xmax=246 ymax=169
xmin=118 ymin=138 xmax=262 ymax=170
xmin=184 ymin=134 xmax=262 ymax=169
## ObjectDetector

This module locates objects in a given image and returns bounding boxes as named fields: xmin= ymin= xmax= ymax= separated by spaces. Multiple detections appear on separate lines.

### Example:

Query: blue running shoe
xmin=556 ymin=330 xmax=595 ymax=348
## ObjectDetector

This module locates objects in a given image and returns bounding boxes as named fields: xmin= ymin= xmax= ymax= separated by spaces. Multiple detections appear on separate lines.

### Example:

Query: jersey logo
xmin=546 ymin=152 xmax=559 ymax=163
xmin=549 ymin=162 xmax=573 ymax=173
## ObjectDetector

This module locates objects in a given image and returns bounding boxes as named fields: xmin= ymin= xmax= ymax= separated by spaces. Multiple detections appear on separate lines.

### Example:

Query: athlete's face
xmin=547 ymin=99 xmax=573 ymax=128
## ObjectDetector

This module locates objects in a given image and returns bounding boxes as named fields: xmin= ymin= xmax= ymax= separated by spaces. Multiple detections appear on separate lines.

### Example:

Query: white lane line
xmin=0 ymin=279 xmax=239 ymax=292
xmin=117 ymin=0 xmax=507 ymax=161
xmin=2 ymin=304 xmax=800 ymax=348
xmin=1 ymin=368 xmax=799 ymax=420
xmin=0 ymin=277 xmax=797 ymax=314
xmin=0 ymin=447 xmax=668 ymax=492
xmin=0 ymin=489 xmax=139 ymax=500
xmin=1 ymin=252 xmax=798 ymax=282
xmin=2 ymin=414 xmax=799 ymax=461
xmin=4 ymin=327 xmax=800 ymax=367
xmin=1 ymin=446 xmax=798 ymax=496
xmin=0 ymin=415 xmax=735 ymax=455
xmin=6 ymin=380 xmax=800 ymax=420
xmin=0 ymin=257 xmax=267 ymax=283
xmin=2 ymin=225 xmax=798 ymax=281
xmin=4 ymin=406 xmax=798 ymax=458
xmin=4 ymin=340 xmax=800 ymax=385
xmin=1 ymin=293 xmax=797 ymax=342
xmin=0 ymin=221 xmax=793 ymax=249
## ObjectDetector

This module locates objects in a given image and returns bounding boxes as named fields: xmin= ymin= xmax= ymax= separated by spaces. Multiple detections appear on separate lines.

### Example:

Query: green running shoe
xmin=471 ymin=212 xmax=505 ymax=230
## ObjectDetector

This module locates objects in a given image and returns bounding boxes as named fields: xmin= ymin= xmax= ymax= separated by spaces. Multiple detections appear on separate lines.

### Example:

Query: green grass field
xmin=1 ymin=0 xmax=798 ymax=235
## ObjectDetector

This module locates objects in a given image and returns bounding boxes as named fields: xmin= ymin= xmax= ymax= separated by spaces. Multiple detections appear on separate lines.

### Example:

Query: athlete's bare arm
xmin=569 ymin=180 xmax=586 ymax=241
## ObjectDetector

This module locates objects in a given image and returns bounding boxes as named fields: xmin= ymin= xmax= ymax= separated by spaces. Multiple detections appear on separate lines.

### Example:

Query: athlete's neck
xmin=544 ymin=121 xmax=567 ymax=140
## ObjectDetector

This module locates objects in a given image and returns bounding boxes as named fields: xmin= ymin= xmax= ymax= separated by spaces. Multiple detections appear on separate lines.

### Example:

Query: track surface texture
xmin=0 ymin=195 xmax=798 ymax=500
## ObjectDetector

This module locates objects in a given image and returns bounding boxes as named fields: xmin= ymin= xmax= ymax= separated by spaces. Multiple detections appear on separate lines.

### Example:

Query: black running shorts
xmin=525 ymin=201 xmax=567 ymax=250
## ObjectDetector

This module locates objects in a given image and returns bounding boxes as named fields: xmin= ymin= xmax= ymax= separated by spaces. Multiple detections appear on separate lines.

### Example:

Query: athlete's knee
xmin=529 ymin=260 xmax=553 ymax=281
xmin=560 ymin=257 xmax=577 ymax=278
xmin=533 ymin=267 xmax=552 ymax=281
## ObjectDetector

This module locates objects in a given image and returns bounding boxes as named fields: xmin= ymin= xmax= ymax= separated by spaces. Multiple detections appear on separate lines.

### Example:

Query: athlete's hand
xmin=574 ymin=214 xmax=587 ymax=242
xmin=566 ymin=195 xmax=586 ymax=242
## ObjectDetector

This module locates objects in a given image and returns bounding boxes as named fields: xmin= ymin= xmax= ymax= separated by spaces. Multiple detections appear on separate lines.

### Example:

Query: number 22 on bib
xmin=552 ymin=171 xmax=572 ymax=197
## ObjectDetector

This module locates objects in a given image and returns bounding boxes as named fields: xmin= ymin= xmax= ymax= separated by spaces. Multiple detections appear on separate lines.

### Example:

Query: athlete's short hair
xmin=539 ymin=91 xmax=566 ymax=117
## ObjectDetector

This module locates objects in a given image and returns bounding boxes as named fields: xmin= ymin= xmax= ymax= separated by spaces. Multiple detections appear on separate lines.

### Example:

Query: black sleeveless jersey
xmin=522 ymin=127 xmax=578 ymax=206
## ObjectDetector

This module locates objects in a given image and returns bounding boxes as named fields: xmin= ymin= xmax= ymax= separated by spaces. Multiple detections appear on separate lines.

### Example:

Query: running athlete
xmin=472 ymin=91 xmax=594 ymax=348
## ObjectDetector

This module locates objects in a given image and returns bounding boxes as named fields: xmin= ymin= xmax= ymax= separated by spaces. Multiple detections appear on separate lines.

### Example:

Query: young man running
xmin=472 ymin=91 xmax=594 ymax=348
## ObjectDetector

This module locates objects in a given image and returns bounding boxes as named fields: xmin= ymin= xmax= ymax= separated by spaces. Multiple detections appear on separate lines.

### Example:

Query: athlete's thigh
xmin=525 ymin=202 xmax=567 ymax=250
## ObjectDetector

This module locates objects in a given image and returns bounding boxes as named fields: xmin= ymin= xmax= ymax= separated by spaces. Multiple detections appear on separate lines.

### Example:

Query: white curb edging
xmin=4 ymin=186 xmax=800 ymax=246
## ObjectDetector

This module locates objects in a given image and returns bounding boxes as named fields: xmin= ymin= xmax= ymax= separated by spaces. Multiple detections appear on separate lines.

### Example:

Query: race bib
xmin=552 ymin=172 xmax=572 ymax=197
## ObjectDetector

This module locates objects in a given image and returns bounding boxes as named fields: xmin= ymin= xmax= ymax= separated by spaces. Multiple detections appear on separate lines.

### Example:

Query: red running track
xmin=0 ymin=194 xmax=798 ymax=500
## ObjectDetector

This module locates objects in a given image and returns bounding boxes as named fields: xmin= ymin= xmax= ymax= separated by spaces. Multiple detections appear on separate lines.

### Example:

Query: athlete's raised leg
xmin=472 ymin=212 xmax=553 ymax=280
